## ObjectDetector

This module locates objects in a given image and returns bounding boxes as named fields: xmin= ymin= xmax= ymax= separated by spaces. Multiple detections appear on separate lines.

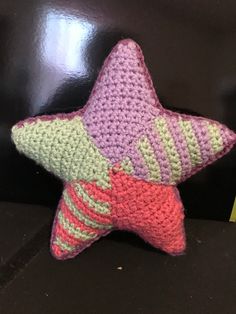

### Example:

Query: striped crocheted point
xmin=79 ymin=38 xmax=236 ymax=185
xmin=167 ymin=114 xmax=236 ymax=183
xmin=51 ymin=182 xmax=113 ymax=259
xmin=134 ymin=114 xmax=236 ymax=185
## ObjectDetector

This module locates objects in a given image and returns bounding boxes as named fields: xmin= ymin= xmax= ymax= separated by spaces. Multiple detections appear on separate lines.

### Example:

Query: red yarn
xmin=105 ymin=170 xmax=185 ymax=255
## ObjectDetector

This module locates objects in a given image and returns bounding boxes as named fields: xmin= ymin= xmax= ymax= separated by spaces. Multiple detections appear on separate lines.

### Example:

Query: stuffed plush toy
xmin=12 ymin=39 xmax=236 ymax=259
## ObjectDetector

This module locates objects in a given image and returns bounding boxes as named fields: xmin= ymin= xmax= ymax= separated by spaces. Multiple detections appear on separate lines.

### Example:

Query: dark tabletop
xmin=0 ymin=202 xmax=235 ymax=314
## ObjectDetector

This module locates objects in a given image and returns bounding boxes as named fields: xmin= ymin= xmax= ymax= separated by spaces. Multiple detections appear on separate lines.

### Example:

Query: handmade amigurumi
xmin=12 ymin=39 xmax=236 ymax=259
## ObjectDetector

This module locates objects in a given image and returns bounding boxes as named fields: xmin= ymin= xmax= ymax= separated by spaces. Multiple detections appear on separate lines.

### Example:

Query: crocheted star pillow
xmin=12 ymin=39 xmax=236 ymax=260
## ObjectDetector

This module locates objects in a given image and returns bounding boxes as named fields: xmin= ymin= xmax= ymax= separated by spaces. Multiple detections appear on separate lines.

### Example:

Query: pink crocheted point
xmin=110 ymin=170 xmax=186 ymax=255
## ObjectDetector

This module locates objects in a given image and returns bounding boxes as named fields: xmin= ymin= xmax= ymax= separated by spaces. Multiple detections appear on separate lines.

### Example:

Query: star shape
xmin=12 ymin=39 xmax=236 ymax=259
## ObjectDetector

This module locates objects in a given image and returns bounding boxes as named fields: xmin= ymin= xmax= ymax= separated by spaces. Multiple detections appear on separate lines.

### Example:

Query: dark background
xmin=0 ymin=0 xmax=235 ymax=221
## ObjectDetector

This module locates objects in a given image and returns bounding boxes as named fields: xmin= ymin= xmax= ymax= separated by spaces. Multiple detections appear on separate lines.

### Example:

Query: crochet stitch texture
xmin=12 ymin=39 xmax=236 ymax=259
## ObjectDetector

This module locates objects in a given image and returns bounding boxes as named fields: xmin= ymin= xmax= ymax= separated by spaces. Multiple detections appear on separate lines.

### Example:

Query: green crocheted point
xmin=179 ymin=120 xmax=202 ymax=167
xmin=137 ymin=136 xmax=161 ymax=182
xmin=63 ymin=189 xmax=112 ymax=230
xmin=64 ymin=118 xmax=111 ymax=188
xmin=12 ymin=117 xmax=111 ymax=189
xmin=120 ymin=157 xmax=134 ymax=175
xmin=155 ymin=117 xmax=181 ymax=183
xmin=206 ymin=122 xmax=223 ymax=154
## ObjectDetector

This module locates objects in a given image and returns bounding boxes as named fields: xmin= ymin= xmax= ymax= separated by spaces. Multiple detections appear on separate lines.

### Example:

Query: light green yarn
xmin=179 ymin=120 xmax=202 ymax=167
xmin=57 ymin=211 xmax=97 ymax=240
xmin=74 ymin=182 xmax=110 ymax=215
xmin=12 ymin=117 xmax=111 ymax=188
xmin=155 ymin=117 xmax=181 ymax=183
xmin=137 ymin=136 xmax=161 ymax=181
xmin=120 ymin=157 xmax=134 ymax=175
xmin=206 ymin=122 xmax=223 ymax=154
xmin=54 ymin=237 xmax=75 ymax=252
xmin=63 ymin=189 xmax=112 ymax=230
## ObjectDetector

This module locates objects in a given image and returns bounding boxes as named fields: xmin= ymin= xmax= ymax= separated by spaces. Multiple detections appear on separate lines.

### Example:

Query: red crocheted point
xmin=51 ymin=169 xmax=185 ymax=259
xmin=110 ymin=170 xmax=185 ymax=255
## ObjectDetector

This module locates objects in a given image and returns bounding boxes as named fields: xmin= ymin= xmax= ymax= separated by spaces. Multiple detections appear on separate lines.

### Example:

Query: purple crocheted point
xmin=80 ymin=38 xmax=236 ymax=185
xmin=82 ymin=39 xmax=160 ymax=163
